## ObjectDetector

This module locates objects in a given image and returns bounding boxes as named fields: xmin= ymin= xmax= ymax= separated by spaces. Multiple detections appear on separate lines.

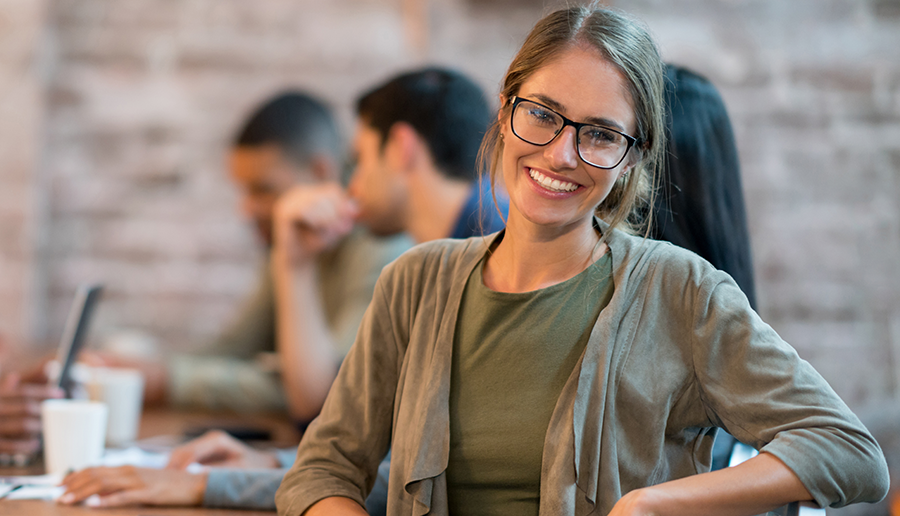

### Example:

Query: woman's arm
xmin=610 ymin=452 xmax=811 ymax=516
xmin=685 ymin=267 xmax=889 ymax=506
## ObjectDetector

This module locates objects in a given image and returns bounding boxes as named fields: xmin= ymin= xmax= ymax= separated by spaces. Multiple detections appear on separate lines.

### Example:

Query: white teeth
xmin=529 ymin=169 xmax=578 ymax=192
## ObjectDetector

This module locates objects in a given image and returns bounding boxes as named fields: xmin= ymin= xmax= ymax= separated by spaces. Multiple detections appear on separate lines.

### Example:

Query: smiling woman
xmin=275 ymin=4 xmax=889 ymax=516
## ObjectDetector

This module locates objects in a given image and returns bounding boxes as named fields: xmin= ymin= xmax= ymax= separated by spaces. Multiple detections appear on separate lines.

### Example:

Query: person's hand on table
xmin=166 ymin=429 xmax=280 ymax=470
xmin=0 ymin=372 xmax=63 ymax=457
xmin=58 ymin=466 xmax=208 ymax=508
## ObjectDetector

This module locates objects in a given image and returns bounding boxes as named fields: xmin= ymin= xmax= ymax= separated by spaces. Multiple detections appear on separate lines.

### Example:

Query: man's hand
xmin=272 ymin=182 xmax=359 ymax=265
xmin=58 ymin=465 xmax=208 ymax=508
xmin=166 ymin=430 xmax=279 ymax=470
xmin=0 ymin=373 xmax=63 ymax=456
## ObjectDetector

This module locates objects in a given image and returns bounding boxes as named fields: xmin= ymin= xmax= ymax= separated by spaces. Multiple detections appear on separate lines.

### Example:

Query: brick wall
xmin=0 ymin=0 xmax=48 ymax=355
xmin=2 ymin=0 xmax=898 ymax=414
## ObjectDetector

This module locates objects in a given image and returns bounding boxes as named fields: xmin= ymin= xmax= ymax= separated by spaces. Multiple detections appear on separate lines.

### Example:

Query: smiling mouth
xmin=528 ymin=168 xmax=580 ymax=193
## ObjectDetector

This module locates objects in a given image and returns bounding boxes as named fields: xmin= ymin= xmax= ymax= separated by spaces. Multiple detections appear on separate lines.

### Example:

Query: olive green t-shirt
xmin=447 ymin=252 xmax=614 ymax=515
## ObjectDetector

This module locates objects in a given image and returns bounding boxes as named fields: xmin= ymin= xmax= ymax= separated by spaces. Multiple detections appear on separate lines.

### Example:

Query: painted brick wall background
xmin=0 ymin=0 xmax=48 ymax=360
xmin=1 ymin=0 xmax=898 ymax=443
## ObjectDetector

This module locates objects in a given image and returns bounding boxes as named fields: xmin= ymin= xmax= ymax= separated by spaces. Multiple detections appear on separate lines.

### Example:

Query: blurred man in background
xmin=0 ymin=92 xmax=412 ymax=459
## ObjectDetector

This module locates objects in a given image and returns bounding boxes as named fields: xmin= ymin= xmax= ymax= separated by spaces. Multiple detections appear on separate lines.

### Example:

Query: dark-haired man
xmin=349 ymin=66 xmax=506 ymax=241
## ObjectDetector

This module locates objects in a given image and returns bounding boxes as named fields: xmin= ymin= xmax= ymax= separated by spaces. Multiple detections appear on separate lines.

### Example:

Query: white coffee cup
xmin=41 ymin=400 xmax=108 ymax=476
xmin=87 ymin=368 xmax=144 ymax=447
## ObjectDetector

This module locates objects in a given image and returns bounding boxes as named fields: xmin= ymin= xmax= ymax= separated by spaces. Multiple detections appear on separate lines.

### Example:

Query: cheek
xmin=500 ymin=141 xmax=518 ymax=176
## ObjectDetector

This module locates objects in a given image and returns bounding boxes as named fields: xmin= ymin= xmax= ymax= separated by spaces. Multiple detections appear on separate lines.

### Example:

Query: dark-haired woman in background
xmin=655 ymin=64 xmax=757 ymax=309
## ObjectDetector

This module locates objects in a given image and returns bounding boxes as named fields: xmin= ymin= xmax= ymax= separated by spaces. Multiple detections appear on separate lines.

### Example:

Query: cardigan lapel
xmin=542 ymin=221 xmax=656 ymax=514
xmin=400 ymin=235 xmax=498 ymax=514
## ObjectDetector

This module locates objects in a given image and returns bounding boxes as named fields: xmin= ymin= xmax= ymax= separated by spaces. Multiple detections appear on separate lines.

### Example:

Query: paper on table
xmin=5 ymin=485 xmax=66 ymax=501
xmin=0 ymin=474 xmax=64 ymax=501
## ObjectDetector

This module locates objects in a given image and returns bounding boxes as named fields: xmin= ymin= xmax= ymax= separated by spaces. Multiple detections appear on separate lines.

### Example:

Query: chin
xmin=516 ymin=204 xmax=594 ymax=232
xmin=358 ymin=214 xmax=399 ymax=237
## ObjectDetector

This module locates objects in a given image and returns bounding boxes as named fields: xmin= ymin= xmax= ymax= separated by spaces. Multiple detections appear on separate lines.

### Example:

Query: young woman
xmin=276 ymin=5 xmax=888 ymax=516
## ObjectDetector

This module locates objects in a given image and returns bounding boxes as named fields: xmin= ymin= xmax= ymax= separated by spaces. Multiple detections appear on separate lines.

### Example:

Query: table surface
xmin=0 ymin=501 xmax=279 ymax=515
xmin=1 ymin=407 xmax=301 ymax=515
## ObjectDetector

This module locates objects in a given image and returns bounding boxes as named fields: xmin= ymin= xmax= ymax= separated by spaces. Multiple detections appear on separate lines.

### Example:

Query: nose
xmin=544 ymin=126 xmax=579 ymax=170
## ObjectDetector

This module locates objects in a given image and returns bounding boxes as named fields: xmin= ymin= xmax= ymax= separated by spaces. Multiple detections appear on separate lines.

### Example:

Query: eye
xmin=583 ymin=126 xmax=621 ymax=147
xmin=524 ymin=104 xmax=558 ymax=127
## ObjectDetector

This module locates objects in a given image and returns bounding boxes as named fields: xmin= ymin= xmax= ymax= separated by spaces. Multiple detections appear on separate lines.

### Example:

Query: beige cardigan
xmin=276 ymin=226 xmax=888 ymax=516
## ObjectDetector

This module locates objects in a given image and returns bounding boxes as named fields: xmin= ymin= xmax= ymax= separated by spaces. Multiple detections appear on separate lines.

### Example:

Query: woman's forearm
xmin=611 ymin=452 xmax=814 ymax=516
xmin=303 ymin=496 xmax=369 ymax=515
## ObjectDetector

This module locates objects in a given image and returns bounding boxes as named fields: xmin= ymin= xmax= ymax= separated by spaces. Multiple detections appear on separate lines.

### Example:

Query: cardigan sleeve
xmin=688 ymin=270 xmax=889 ymax=508
xmin=275 ymin=269 xmax=404 ymax=516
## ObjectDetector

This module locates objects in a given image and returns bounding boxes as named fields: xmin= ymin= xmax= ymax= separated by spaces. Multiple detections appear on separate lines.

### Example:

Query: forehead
xmin=229 ymin=145 xmax=291 ymax=187
xmin=353 ymin=121 xmax=382 ymax=149
xmin=517 ymin=45 xmax=636 ymax=132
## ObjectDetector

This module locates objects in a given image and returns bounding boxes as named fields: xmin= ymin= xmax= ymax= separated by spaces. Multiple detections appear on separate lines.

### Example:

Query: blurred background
xmin=0 ymin=0 xmax=898 ymax=421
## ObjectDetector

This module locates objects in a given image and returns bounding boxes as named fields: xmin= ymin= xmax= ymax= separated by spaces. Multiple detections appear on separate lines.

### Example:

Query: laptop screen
xmin=54 ymin=284 xmax=103 ymax=397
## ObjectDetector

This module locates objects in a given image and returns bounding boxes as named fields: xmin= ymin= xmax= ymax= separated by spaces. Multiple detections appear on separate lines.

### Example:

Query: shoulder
xmin=607 ymin=228 xmax=745 ymax=308
xmin=378 ymin=234 xmax=492 ymax=289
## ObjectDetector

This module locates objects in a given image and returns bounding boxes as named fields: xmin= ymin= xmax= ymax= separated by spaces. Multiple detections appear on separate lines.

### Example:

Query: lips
xmin=528 ymin=168 xmax=580 ymax=193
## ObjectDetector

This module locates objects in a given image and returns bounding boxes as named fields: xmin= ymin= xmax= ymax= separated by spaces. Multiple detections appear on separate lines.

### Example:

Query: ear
xmin=618 ymin=144 xmax=645 ymax=180
xmin=618 ymin=161 xmax=633 ymax=180
xmin=385 ymin=122 xmax=422 ymax=174
xmin=497 ymin=94 xmax=508 ymax=123
xmin=497 ymin=94 xmax=513 ymax=139
xmin=309 ymin=154 xmax=339 ymax=182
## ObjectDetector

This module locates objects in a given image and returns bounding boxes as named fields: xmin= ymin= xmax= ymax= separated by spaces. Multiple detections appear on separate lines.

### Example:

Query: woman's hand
xmin=58 ymin=466 xmax=208 ymax=507
xmin=166 ymin=429 xmax=280 ymax=470
xmin=607 ymin=488 xmax=666 ymax=516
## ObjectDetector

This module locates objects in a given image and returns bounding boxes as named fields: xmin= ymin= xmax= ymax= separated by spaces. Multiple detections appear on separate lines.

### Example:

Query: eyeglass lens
xmin=512 ymin=99 xmax=629 ymax=169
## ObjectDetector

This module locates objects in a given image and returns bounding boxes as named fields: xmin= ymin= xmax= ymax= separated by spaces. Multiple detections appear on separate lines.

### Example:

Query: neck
xmin=483 ymin=211 xmax=605 ymax=293
xmin=406 ymin=173 xmax=473 ymax=243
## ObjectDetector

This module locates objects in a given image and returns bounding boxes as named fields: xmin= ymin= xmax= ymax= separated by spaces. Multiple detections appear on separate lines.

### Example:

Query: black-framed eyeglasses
xmin=508 ymin=96 xmax=639 ymax=169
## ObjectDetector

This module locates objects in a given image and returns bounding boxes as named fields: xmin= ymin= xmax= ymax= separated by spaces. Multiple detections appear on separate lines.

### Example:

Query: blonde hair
xmin=479 ymin=4 xmax=666 ymax=238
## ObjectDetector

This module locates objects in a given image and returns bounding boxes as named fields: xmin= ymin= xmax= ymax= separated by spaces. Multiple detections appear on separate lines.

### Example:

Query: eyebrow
xmin=529 ymin=93 xmax=627 ymax=132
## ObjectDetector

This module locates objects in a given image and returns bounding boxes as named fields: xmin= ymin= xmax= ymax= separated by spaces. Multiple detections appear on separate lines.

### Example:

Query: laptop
xmin=53 ymin=283 xmax=104 ymax=397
